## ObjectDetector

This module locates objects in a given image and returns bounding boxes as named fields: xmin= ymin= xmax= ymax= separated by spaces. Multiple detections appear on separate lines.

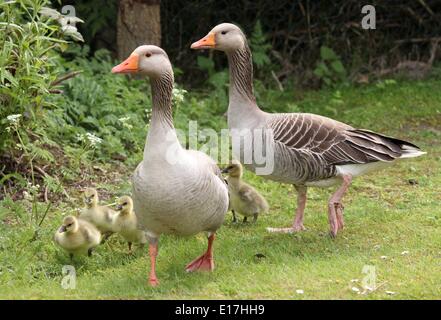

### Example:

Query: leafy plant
xmin=314 ymin=46 xmax=347 ymax=86
xmin=249 ymin=20 xmax=271 ymax=69
xmin=0 ymin=0 xmax=84 ymax=227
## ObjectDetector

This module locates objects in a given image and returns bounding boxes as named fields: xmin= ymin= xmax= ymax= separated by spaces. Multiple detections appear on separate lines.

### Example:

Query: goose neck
xmin=227 ymin=44 xmax=257 ymax=105
xmin=150 ymin=72 xmax=174 ymax=131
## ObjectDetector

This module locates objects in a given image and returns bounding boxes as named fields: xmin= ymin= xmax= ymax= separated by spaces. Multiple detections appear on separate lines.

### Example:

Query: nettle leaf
xmin=320 ymin=46 xmax=338 ymax=61
xmin=331 ymin=60 xmax=346 ymax=75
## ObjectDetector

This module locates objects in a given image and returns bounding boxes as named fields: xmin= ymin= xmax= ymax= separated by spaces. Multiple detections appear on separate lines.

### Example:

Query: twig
xmin=49 ymin=89 xmax=64 ymax=94
xmin=44 ymin=185 xmax=48 ymax=203
xmin=271 ymin=71 xmax=284 ymax=91
xmin=50 ymin=70 xmax=82 ymax=87
xmin=34 ymin=165 xmax=48 ymax=178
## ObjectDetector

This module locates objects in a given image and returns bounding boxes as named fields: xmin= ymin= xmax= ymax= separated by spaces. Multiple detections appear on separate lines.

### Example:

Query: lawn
xmin=1 ymin=77 xmax=441 ymax=299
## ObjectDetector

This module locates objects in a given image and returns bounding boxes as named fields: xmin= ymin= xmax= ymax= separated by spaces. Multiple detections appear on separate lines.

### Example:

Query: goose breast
xmin=132 ymin=150 xmax=228 ymax=237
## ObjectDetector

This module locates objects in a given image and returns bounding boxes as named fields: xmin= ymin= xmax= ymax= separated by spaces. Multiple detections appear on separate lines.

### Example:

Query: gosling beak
xmin=116 ymin=204 xmax=123 ymax=211
xmin=191 ymin=32 xmax=216 ymax=49
xmin=221 ymin=167 xmax=229 ymax=174
xmin=59 ymin=226 xmax=67 ymax=233
xmin=112 ymin=53 xmax=139 ymax=73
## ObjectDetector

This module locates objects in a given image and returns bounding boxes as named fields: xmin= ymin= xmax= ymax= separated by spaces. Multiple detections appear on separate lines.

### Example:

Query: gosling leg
xmin=232 ymin=210 xmax=237 ymax=223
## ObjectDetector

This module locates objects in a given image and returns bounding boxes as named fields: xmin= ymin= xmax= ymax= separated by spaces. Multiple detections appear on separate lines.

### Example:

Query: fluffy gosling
xmin=112 ymin=196 xmax=147 ymax=253
xmin=222 ymin=160 xmax=269 ymax=223
xmin=79 ymin=187 xmax=117 ymax=240
xmin=54 ymin=215 xmax=101 ymax=260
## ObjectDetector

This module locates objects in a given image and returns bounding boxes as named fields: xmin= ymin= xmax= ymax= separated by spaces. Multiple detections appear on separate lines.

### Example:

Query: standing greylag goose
xmin=222 ymin=159 xmax=269 ymax=223
xmin=112 ymin=45 xmax=229 ymax=286
xmin=191 ymin=23 xmax=425 ymax=237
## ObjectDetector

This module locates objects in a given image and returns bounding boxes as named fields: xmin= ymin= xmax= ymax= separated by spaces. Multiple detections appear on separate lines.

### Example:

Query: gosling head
xmin=58 ymin=216 xmax=78 ymax=234
xmin=112 ymin=45 xmax=172 ymax=78
xmin=191 ymin=23 xmax=247 ymax=52
xmin=222 ymin=159 xmax=243 ymax=178
xmin=83 ymin=187 xmax=98 ymax=208
xmin=116 ymin=196 xmax=133 ymax=214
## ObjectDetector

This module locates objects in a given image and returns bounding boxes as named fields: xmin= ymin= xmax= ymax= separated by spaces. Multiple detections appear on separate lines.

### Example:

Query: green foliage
xmin=249 ymin=20 xmax=271 ymax=69
xmin=314 ymin=46 xmax=347 ymax=87
xmin=0 ymin=0 xmax=64 ymax=153
xmin=196 ymin=55 xmax=228 ymax=108
xmin=67 ymin=0 xmax=117 ymax=44
xmin=50 ymin=46 xmax=151 ymax=161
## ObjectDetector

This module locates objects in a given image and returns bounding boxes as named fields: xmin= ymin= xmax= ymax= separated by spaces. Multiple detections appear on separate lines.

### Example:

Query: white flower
xmin=23 ymin=191 xmax=32 ymax=201
xmin=172 ymin=87 xmax=187 ymax=104
xmin=118 ymin=116 xmax=133 ymax=130
xmin=380 ymin=256 xmax=388 ymax=260
xmin=6 ymin=114 xmax=21 ymax=124
xmin=85 ymin=132 xmax=102 ymax=147
xmin=295 ymin=289 xmax=304 ymax=294
xmin=401 ymin=250 xmax=409 ymax=255
xmin=76 ymin=133 xmax=85 ymax=143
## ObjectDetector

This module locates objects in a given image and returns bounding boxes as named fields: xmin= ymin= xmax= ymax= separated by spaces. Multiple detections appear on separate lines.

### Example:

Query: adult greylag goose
xmin=112 ymin=45 xmax=229 ymax=286
xmin=191 ymin=23 xmax=425 ymax=237
xmin=222 ymin=159 xmax=269 ymax=223
xmin=54 ymin=215 xmax=101 ymax=260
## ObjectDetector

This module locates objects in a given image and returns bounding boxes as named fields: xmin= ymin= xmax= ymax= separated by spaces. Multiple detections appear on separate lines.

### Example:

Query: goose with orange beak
xmin=191 ymin=23 xmax=425 ymax=237
xmin=111 ymin=45 xmax=229 ymax=286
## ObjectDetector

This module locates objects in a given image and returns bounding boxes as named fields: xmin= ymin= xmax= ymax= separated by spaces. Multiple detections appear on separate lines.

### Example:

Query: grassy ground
xmin=1 ymin=77 xmax=441 ymax=299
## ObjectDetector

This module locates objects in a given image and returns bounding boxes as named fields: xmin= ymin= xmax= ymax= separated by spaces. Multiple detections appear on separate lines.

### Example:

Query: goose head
xmin=222 ymin=159 xmax=243 ymax=178
xmin=83 ymin=187 xmax=98 ymax=208
xmin=191 ymin=23 xmax=246 ymax=52
xmin=58 ymin=216 xmax=79 ymax=234
xmin=112 ymin=45 xmax=172 ymax=78
xmin=116 ymin=196 xmax=133 ymax=215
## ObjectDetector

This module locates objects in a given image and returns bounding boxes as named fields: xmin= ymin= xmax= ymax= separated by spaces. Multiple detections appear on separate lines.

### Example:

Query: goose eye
xmin=145 ymin=53 xmax=151 ymax=57
xmin=221 ymin=31 xmax=228 ymax=35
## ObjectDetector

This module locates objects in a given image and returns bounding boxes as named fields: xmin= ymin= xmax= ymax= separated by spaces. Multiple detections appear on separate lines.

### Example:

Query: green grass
xmin=1 ymin=77 xmax=441 ymax=299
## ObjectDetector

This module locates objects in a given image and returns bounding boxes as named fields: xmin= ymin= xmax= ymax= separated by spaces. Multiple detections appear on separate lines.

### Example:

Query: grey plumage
xmin=192 ymin=23 xmax=425 ymax=236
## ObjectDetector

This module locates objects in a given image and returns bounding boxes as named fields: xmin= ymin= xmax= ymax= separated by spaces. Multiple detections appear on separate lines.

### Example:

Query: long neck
xmin=227 ymin=43 xmax=258 ymax=106
xmin=143 ymin=70 xmax=179 ymax=159
xmin=150 ymin=71 xmax=174 ymax=131
xmin=226 ymin=43 xmax=264 ymax=126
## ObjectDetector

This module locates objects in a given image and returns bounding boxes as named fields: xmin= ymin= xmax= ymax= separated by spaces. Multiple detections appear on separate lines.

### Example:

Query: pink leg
xmin=148 ymin=242 xmax=159 ymax=286
xmin=328 ymin=174 xmax=352 ymax=237
xmin=267 ymin=185 xmax=307 ymax=233
xmin=185 ymin=233 xmax=215 ymax=272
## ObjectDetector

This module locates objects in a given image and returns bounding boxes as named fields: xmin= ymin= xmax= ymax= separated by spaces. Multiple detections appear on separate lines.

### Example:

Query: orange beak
xmin=111 ymin=53 xmax=139 ymax=73
xmin=191 ymin=32 xmax=216 ymax=49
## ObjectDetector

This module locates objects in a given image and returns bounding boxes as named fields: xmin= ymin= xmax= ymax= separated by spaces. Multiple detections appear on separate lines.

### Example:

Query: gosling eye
xmin=145 ymin=52 xmax=152 ymax=57
xmin=221 ymin=30 xmax=228 ymax=35
xmin=122 ymin=202 xmax=128 ymax=206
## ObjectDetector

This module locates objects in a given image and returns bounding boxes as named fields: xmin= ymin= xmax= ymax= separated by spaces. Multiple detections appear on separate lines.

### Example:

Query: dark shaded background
xmin=67 ymin=0 xmax=441 ymax=86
